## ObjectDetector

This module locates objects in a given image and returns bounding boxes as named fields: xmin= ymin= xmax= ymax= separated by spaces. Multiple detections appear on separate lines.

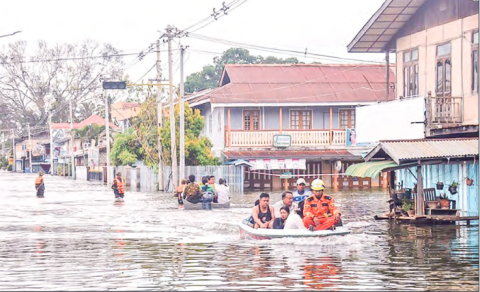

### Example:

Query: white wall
xmin=356 ymin=97 xmax=425 ymax=143
xmin=202 ymin=106 xmax=225 ymax=157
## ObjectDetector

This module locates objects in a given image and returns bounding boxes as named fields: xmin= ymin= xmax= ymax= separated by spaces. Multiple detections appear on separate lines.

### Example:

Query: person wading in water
xmin=112 ymin=172 xmax=126 ymax=201
xmin=35 ymin=172 xmax=45 ymax=198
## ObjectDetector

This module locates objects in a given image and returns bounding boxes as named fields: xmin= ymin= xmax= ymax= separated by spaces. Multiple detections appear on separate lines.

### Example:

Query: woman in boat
xmin=273 ymin=206 xmax=308 ymax=230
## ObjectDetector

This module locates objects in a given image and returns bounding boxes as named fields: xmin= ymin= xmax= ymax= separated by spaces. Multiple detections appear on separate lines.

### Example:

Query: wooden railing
xmin=332 ymin=130 xmax=346 ymax=145
xmin=429 ymin=96 xmax=462 ymax=125
xmin=228 ymin=129 xmax=346 ymax=147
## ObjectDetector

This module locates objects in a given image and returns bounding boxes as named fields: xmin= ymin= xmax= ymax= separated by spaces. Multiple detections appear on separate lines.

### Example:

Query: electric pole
xmin=11 ymin=129 xmax=15 ymax=172
xmin=70 ymin=100 xmax=75 ymax=179
xmin=49 ymin=111 xmax=54 ymax=175
xmin=156 ymin=39 xmax=164 ymax=191
xmin=167 ymin=26 xmax=178 ymax=190
xmin=27 ymin=125 xmax=32 ymax=173
xmin=179 ymin=45 xmax=186 ymax=182
xmin=105 ymin=91 xmax=111 ymax=186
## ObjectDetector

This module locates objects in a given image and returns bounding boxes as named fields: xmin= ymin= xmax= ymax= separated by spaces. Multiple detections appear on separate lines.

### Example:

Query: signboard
xmin=346 ymin=128 xmax=357 ymax=146
xmin=280 ymin=171 xmax=293 ymax=179
xmin=249 ymin=158 xmax=306 ymax=170
xmin=88 ymin=147 xmax=100 ymax=167
xmin=273 ymin=134 xmax=291 ymax=148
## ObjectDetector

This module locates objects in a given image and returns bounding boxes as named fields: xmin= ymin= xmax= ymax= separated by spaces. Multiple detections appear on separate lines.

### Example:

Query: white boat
xmin=238 ymin=222 xmax=350 ymax=240
xmin=183 ymin=199 xmax=231 ymax=210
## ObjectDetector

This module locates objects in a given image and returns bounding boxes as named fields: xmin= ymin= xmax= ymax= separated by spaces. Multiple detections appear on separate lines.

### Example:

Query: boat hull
xmin=238 ymin=222 xmax=350 ymax=240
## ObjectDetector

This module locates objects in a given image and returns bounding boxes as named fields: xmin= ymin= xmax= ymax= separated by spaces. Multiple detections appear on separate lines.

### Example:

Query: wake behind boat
xmin=238 ymin=222 xmax=350 ymax=240
xmin=183 ymin=198 xmax=231 ymax=210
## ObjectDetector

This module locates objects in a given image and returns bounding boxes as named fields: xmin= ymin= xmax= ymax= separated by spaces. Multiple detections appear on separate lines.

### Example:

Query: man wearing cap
xmin=303 ymin=178 xmax=341 ymax=231
xmin=293 ymin=178 xmax=312 ymax=202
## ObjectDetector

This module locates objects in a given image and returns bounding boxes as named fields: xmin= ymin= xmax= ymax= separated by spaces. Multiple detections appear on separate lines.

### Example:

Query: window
xmin=436 ymin=43 xmax=451 ymax=97
xmin=217 ymin=112 xmax=222 ymax=132
xmin=243 ymin=110 xmax=260 ymax=130
xmin=290 ymin=110 xmax=312 ymax=130
xmin=473 ymin=31 xmax=478 ymax=92
xmin=403 ymin=48 xmax=419 ymax=97
xmin=22 ymin=145 xmax=27 ymax=150
xmin=208 ymin=113 xmax=213 ymax=134
xmin=339 ymin=109 xmax=355 ymax=129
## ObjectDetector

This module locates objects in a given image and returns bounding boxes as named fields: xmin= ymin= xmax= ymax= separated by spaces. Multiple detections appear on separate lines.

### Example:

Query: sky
xmin=0 ymin=0 xmax=389 ymax=88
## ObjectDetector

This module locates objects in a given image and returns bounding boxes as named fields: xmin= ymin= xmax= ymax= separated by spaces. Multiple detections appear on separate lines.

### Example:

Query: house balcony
xmin=226 ymin=129 xmax=347 ymax=147
xmin=428 ymin=96 xmax=462 ymax=126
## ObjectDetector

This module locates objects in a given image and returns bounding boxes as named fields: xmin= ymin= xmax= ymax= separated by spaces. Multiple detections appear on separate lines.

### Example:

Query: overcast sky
xmin=1 ymin=0 xmax=388 ymax=86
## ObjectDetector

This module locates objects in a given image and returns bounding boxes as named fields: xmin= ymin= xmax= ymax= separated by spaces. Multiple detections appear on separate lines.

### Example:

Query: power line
xmin=187 ymin=33 xmax=385 ymax=64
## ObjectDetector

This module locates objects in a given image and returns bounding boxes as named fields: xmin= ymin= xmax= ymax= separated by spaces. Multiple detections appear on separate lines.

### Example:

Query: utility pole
xmin=27 ymin=125 xmax=32 ymax=173
xmin=11 ymin=129 xmax=15 ymax=172
xmin=105 ymin=91 xmax=111 ymax=186
xmin=179 ymin=45 xmax=186 ymax=182
xmin=49 ymin=111 xmax=54 ymax=175
xmin=156 ymin=39 xmax=164 ymax=191
xmin=70 ymin=101 xmax=75 ymax=179
xmin=167 ymin=26 xmax=178 ymax=189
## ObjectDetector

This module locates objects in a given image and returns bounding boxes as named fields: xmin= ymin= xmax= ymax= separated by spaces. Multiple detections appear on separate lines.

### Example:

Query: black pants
xmin=114 ymin=190 xmax=124 ymax=199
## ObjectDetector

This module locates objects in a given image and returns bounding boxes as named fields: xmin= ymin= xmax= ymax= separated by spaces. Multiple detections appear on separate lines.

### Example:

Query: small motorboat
xmin=183 ymin=199 xmax=231 ymax=210
xmin=238 ymin=222 xmax=350 ymax=240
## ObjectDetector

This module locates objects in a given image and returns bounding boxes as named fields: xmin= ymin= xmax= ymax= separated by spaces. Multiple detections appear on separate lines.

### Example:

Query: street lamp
xmin=0 ymin=31 xmax=22 ymax=38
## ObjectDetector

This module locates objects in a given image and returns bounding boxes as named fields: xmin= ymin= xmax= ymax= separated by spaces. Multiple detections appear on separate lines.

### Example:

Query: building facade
xmin=187 ymin=64 xmax=395 ymax=191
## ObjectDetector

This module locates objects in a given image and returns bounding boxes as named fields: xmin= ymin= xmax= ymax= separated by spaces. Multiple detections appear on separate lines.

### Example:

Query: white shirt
xmin=272 ymin=200 xmax=299 ymax=218
xmin=284 ymin=213 xmax=307 ymax=230
xmin=293 ymin=189 xmax=312 ymax=202
xmin=215 ymin=184 xmax=230 ymax=204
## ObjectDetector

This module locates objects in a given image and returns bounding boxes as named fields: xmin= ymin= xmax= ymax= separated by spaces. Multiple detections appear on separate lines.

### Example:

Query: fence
xmin=77 ymin=162 xmax=245 ymax=193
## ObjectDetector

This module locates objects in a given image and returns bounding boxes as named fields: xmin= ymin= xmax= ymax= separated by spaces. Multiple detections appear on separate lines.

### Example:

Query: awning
xmin=344 ymin=161 xmax=398 ymax=178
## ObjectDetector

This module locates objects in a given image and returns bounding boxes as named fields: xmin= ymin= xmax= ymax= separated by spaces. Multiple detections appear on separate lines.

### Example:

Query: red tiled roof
xmin=223 ymin=149 xmax=360 ymax=160
xmin=52 ymin=115 xmax=119 ymax=130
xmin=188 ymin=64 xmax=395 ymax=104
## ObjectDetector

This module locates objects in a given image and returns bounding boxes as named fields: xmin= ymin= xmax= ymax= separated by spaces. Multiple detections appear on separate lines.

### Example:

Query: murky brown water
xmin=0 ymin=172 xmax=478 ymax=290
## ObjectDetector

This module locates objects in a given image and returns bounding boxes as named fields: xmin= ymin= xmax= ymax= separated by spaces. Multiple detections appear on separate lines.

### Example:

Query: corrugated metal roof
xmin=187 ymin=64 xmax=395 ymax=105
xmin=345 ymin=161 xmax=398 ymax=178
xmin=348 ymin=0 xmax=427 ymax=53
xmin=365 ymin=138 xmax=479 ymax=164
xmin=223 ymin=149 xmax=359 ymax=160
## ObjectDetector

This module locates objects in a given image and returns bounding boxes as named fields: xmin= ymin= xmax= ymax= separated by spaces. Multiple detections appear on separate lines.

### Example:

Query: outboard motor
xmin=202 ymin=191 xmax=214 ymax=210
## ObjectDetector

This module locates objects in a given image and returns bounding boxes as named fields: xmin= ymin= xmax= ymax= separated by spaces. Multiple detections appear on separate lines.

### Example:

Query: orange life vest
xmin=35 ymin=177 xmax=44 ymax=185
xmin=177 ymin=184 xmax=186 ymax=194
xmin=114 ymin=178 xmax=125 ymax=193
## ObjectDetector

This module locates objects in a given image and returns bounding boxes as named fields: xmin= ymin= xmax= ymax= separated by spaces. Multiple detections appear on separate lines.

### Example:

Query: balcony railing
xmin=429 ymin=96 xmax=462 ymax=125
xmin=227 ymin=129 xmax=347 ymax=147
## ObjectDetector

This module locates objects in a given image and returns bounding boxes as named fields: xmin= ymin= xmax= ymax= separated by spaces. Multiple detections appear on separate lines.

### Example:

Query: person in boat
xmin=215 ymin=178 xmax=230 ymax=204
xmin=177 ymin=179 xmax=187 ymax=205
xmin=303 ymin=179 xmax=341 ymax=231
xmin=293 ymin=178 xmax=312 ymax=218
xmin=273 ymin=206 xmax=308 ymax=230
xmin=251 ymin=193 xmax=275 ymax=229
xmin=243 ymin=199 xmax=260 ymax=227
xmin=184 ymin=174 xmax=203 ymax=203
xmin=35 ymin=171 xmax=45 ymax=198
xmin=112 ymin=172 xmax=126 ymax=200
xmin=272 ymin=191 xmax=298 ymax=218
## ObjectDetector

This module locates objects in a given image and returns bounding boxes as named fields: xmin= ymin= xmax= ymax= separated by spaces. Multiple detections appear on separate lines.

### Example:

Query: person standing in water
xmin=112 ymin=172 xmax=125 ymax=200
xmin=35 ymin=172 xmax=45 ymax=198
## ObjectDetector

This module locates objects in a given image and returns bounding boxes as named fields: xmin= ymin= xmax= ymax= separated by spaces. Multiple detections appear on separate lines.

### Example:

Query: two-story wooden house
xmin=348 ymin=0 xmax=478 ymax=138
xmin=187 ymin=64 xmax=395 ymax=191
xmin=346 ymin=0 xmax=479 ymax=216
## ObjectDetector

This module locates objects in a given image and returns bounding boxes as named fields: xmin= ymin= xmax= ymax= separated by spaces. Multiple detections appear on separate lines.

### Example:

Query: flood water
xmin=0 ymin=171 xmax=478 ymax=291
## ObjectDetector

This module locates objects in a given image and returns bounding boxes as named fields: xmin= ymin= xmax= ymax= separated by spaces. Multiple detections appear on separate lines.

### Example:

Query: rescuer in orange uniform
xmin=303 ymin=179 xmax=341 ymax=230
xmin=35 ymin=171 xmax=45 ymax=198
xmin=112 ymin=172 xmax=126 ymax=200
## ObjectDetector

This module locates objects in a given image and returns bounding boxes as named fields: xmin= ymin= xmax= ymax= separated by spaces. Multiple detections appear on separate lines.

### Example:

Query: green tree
xmin=110 ymin=128 xmax=141 ymax=166
xmin=161 ymin=102 xmax=220 ymax=166
xmin=184 ymin=47 xmax=302 ymax=93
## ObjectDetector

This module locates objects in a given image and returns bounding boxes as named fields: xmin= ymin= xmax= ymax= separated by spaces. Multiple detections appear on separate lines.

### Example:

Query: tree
xmin=160 ymin=102 xmax=220 ymax=166
xmin=184 ymin=47 xmax=302 ymax=93
xmin=110 ymin=128 xmax=141 ymax=166
xmin=0 ymin=40 xmax=124 ymax=136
